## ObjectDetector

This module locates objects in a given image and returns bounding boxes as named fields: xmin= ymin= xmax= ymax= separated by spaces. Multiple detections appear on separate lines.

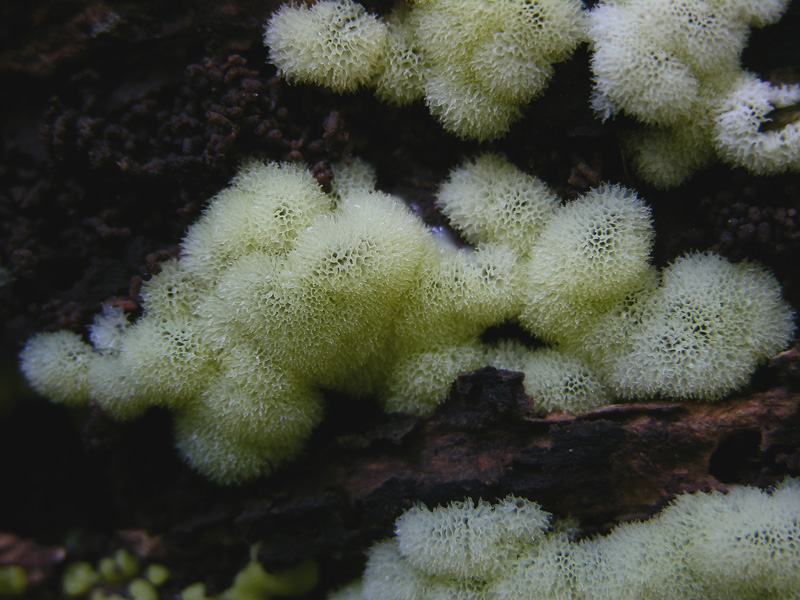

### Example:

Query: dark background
xmin=1 ymin=1 xmax=798 ymax=597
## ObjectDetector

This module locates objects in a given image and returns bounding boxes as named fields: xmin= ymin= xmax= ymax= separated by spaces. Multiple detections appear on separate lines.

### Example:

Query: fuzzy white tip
xmin=713 ymin=73 xmax=800 ymax=175
xmin=264 ymin=0 xmax=388 ymax=93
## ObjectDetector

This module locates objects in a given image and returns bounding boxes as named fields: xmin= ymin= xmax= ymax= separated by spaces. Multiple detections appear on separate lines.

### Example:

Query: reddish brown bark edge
xmin=221 ymin=366 xmax=800 ymax=580
xmin=6 ymin=365 xmax=798 ymax=597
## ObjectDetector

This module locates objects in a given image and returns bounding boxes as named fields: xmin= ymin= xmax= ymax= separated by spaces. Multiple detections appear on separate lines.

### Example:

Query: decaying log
xmin=129 ymin=364 xmax=799 ymax=595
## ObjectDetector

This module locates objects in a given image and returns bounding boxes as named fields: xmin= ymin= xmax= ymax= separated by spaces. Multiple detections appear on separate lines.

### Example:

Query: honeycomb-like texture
xmin=588 ymin=0 xmax=794 ymax=186
xmin=181 ymin=161 xmax=332 ymax=283
xmin=713 ymin=73 xmax=800 ymax=175
xmin=19 ymin=156 xmax=797 ymax=483
xmin=660 ymin=478 xmax=800 ymax=600
xmin=373 ymin=11 xmax=426 ymax=106
xmin=589 ymin=0 xmax=749 ymax=124
xmin=380 ymin=341 xmax=487 ymax=416
xmin=337 ymin=482 xmax=800 ymax=600
xmin=520 ymin=348 xmax=610 ymax=414
xmin=574 ymin=519 xmax=703 ymax=600
xmin=395 ymin=496 xmax=550 ymax=581
xmin=607 ymin=251 xmax=796 ymax=400
xmin=264 ymin=0 xmax=388 ymax=93
xmin=436 ymin=153 xmax=560 ymax=251
xmin=519 ymin=183 xmax=654 ymax=344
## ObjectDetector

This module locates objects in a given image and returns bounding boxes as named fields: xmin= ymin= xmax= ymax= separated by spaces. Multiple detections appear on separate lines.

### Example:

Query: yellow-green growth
xmin=0 ymin=565 xmax=27 ymax=596
xmin=414 ymin=0 xmax=586 ymax=139
xmin=180 ymin=161 xmax=331 ymax=283
xmin=519 ymin=183 xmax=654 ymax=346
xmin=62 ymin=549 xmax=165 ymax=600
xmin=568 ymin=266 xmax=661 ymax=367
xmin=283 ymin=191 xmax=432 ymax=387
xmin=380 ymin=341 xmax=486 ymax=415
xmin=264 ymin=0 xmax=388 ymax=93
xmin=436 ymin=153 xmax=560 ymax=252
xmin=173 ymin=346 xmax=325 ymax=484
xmin=332 ymin=479 xmax=800 ymax=600
xmin=712 ymin=72 xmax=800 ymax=175
xmin=63 ymin=562 xmax=98 ymax=597
xmin=330 ymin=158 xmax=378 ymax=202
xmin=487 ymin=342 xmax=610 ymax=414
xmin=624 ymin=114 xmax=717 ymax=190
xmin=88 ymin=305 xmax=130 ymax=354
xmin=373 ymin=7 xmax=426 ymax=105
xmin=18 ymin=155 xmax=797 ymax=484
xmin=179 ymin=582 xmax=212 ymax=600
xmin=220 ymin=554 xmax=318 ymax=600
xmin=606 ymin=251 xmax=796 ymax=400
xmin=658 ymin=478 xmax=800 ymax=599
xmin=263 ymin=0 xmax=585 ymax=140
xmin=21 ymin=159 xmax=444 ymax=484
xmin=176 ymin=548 xmax=317 ymax=600
xmin=143 ymin=564 xmax=170 ymax=587
xmin=116 ymin=314 xmax=216 ymax=408
xmin=127 ymin=578 xmax=159 ymax=600
xmin=588 ymin=0 xmax=796 ymax=186
xmin=395 ymin=496 xmax=550 ymax=582
xmin=391 ymin=242 xmax=519 ymax=356
xmin=20 ymin=331 xmax=93 ymax=406
xmin=97 ymin=549 xmax=139 ymax=584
